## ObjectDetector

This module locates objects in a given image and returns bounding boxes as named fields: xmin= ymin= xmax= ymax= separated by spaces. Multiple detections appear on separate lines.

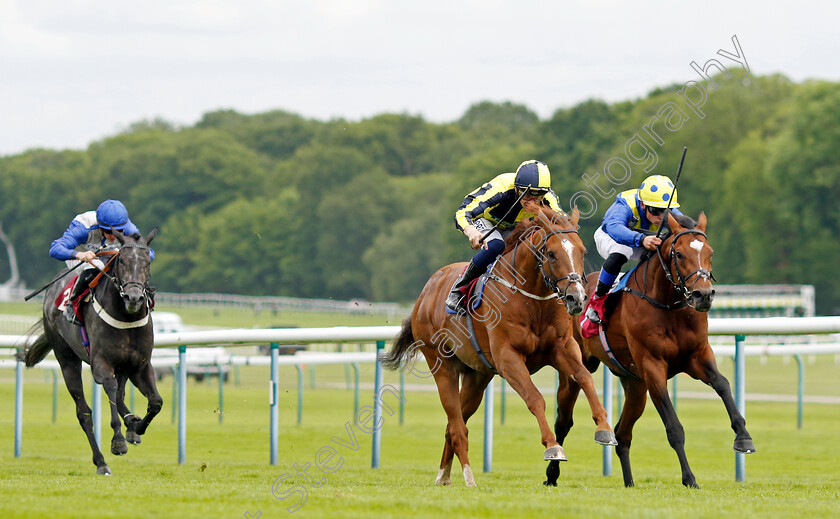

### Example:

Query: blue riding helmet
xmin=96 ymin=199 xmax=130 ymax=232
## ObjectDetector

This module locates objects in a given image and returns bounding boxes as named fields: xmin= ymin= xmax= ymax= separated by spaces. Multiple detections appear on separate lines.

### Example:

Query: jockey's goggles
xmin=646 ymin=206 xmax=666 ymax=216
xmin=520 ymin=188 xmax=548 ymax=198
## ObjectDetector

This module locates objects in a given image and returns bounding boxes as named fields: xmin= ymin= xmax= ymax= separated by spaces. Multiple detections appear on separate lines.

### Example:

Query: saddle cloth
xmin=55 ymin=276 xmax=90 ymax=325
xmin=579 ymin=264 xmax=640 ymax=338
xmin=443 ymin=262 xmax=495 ymax=315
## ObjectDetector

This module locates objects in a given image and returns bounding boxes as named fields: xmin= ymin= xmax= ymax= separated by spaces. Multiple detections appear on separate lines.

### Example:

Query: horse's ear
xmin=144 ymin=227 xmax=158 ymax=245
xmin=569 ymin=207 xmax=580 ymax=226
xmin=666 ymin=211 xmax=683 ymax=232
xmin=697 ymin=212 xmax=707 ymax=232
xmin=112 ymin=229 xmax=126 ymax=245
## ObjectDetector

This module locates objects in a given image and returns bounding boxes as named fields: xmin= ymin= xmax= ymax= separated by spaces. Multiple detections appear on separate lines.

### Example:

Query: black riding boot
xmin=445 ymin=261 xmax=485 ymax=312
xmin=64 ymin=268 xmax=97 ymax=325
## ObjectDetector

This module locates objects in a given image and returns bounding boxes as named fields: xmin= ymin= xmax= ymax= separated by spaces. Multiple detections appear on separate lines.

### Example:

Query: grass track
xmin=1 ymin=363 xmax=839 ymax=519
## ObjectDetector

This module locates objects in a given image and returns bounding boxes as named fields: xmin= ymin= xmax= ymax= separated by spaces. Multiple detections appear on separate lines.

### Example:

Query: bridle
xmin=92 ymin=244 xmax=153 ymax=306
xmin=631 ymin=228 xmax=715 ymax=310
xmin=488 ymin=222 xmax=584 ymax=303
xmin=535 ymin=227 xmax=584 ymax=301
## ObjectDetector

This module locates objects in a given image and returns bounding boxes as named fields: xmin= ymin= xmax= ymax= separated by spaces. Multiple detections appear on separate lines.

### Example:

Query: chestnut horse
xmin=383 ymin=202 xmax=616 ymax=487
xmin=544 ymin=212 xmax=755 ymax=488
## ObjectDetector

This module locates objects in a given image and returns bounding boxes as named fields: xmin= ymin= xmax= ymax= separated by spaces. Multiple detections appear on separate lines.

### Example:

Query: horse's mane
xmin=502 ymin=201 xmax=575 ymax=255
xmin=670 ymin=213 xmax=697 ymax=230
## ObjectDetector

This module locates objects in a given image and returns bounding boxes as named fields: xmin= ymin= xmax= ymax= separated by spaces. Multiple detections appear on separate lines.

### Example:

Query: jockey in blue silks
xmin=584 ymin=175 xmax=683 ymax=327
xmin=50 ymin=199 xmax=154 ymax=324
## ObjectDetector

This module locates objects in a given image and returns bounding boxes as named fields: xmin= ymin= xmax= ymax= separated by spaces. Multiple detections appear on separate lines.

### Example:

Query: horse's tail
xmin=20 ymin=320 xmax=53 ymax=367
xmin=381 ymin=316 xmax=416 ymax=371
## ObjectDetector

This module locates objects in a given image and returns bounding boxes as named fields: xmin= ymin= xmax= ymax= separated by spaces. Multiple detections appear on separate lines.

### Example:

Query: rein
xmin=487 ymin=223 xmax=583 ymax=303
xmin=87 ymin=243 xmax=154 ymax=327
xmin=627 ymin=228 xmax=714 ymax=310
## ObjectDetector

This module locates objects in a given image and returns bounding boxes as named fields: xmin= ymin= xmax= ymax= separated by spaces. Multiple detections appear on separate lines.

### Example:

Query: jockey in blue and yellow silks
xmin=446 ymin=160 xmax=565 ymax=312
xmin=584 ymin=174 xmax=683 ymax=326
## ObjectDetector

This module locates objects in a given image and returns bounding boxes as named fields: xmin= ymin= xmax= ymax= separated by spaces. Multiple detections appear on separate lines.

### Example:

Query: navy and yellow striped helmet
xmin=514 ymin=160 xmax=551 ymax=195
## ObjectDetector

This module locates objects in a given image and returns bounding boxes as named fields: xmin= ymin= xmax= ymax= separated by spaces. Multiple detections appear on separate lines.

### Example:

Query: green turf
xmin=1 ymin=362 xmax=839 ymax=519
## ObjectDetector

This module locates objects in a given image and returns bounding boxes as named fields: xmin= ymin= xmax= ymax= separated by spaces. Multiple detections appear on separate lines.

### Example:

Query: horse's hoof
xmin=734 ymin=438 xmax=756 ymax=453
xmin=97 ymin=465 xmax=112 ymax=476
xmin=126 ymin=430 xmax=142 ymax=445
xmin=544 ymin=445 xmax=567 ymax=461
xmin=111 ymin=439 xmax=128 ymax=456
xmin=435 ymin=470 xmax=451 ymax=486
xmin=594 ymin=430 xmax=618 ymax=446
xmin=463 ymin=464 xmax=476 ymax=487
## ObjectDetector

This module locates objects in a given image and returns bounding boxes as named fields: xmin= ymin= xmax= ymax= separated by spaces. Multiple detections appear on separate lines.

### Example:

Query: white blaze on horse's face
xmin=690 ymin=239 xmax=704 ymax=264
xmin=562 ymin=238 xmax=576 ymax=267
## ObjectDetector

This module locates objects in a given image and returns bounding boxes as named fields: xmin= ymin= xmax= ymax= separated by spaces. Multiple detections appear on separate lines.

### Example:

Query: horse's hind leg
xmin=642 ymin=362 xmax=699 ymax=488
xmin=686 ymin=346 xmax=756 ymax=453
xmin=91 ymin=361 xmax=128 ymax=457
xmin=430 ymin=361 xmax=475 ymax=486
xmin=129 ymin=362 xmax=163 ymax=436
xmin=55 ymin=352 xmax=111 ymax=475
xmin=438 ymin=370 xmax=493 ymax=486
xmin=116 ymin=376 xmax=143 ymax=445
xmin=614 ymin=377 xmax=647 ymax=487
xmin=545 ymin=375 xmax=580 ymax=486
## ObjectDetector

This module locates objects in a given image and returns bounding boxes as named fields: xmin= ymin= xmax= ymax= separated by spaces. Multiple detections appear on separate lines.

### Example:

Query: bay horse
xmin=383 ymin=202 xmax=616 ymax=487
xmin=545 ymin=212 xmax=755 ymax=488
xmin=23 ymin=229 xmax=161 ymax=475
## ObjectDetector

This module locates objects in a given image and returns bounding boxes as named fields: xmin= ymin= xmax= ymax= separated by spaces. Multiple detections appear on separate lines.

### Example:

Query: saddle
xmin=444 ymin=263 xmax=494 ymax=315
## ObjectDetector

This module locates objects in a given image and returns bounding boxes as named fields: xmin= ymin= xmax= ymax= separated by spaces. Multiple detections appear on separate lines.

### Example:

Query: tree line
xmin=2 ymin=71 xmax=839 ymax=313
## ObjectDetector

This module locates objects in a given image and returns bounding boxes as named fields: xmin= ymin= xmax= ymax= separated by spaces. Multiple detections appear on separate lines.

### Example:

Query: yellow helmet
xmin=638 ymin=175 xmax=679 ymax=208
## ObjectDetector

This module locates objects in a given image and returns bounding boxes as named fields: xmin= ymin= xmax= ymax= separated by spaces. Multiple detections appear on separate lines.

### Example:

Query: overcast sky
xmin=0 ymin=0 xmax=836 ymax=156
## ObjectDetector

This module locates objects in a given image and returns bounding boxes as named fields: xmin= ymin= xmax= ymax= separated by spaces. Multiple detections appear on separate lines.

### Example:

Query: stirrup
xmin=585 ymin=306 xmax=603 ymax=324
xmin=445 ymin=291 xmax=463 ymax=312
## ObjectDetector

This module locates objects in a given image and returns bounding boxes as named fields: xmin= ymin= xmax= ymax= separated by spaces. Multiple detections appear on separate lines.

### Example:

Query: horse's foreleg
xmin=92 ymin=362 xmax=127 ymax=457
xmin=57 ymin=355 xmax=111 ymax=475
xmin=129 ymin=363 xmax=163 ymax=436
xmin=643 ymin=360 xmax=698 ymax=488
xmin=614 ymin=378 xmax=647 ymax=487
xmin=552 ymin=340 xmax=616 ymax=446
xmin=544 ymin=375 xmax=580 ymax=486
xmin=115 ymin=376 xmax=143 ymax=445
xmin=495 ymin=349 xmax=560 ymax=460
xmin=687 ymin=347 xmax=756 ymax=453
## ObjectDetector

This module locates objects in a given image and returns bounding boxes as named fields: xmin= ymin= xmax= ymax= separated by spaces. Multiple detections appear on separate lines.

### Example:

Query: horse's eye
xmin=675 ymin=252 xmax=685 ymax=261
xmin=547 ymin=250 xmax=556 ymax=260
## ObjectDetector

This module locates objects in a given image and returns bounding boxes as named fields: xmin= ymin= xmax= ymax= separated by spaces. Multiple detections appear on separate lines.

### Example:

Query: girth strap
xmin=598 ymin=325 xmax=641 ymax=381
xmin=465 ymin=312 xmax=497 ymax=373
